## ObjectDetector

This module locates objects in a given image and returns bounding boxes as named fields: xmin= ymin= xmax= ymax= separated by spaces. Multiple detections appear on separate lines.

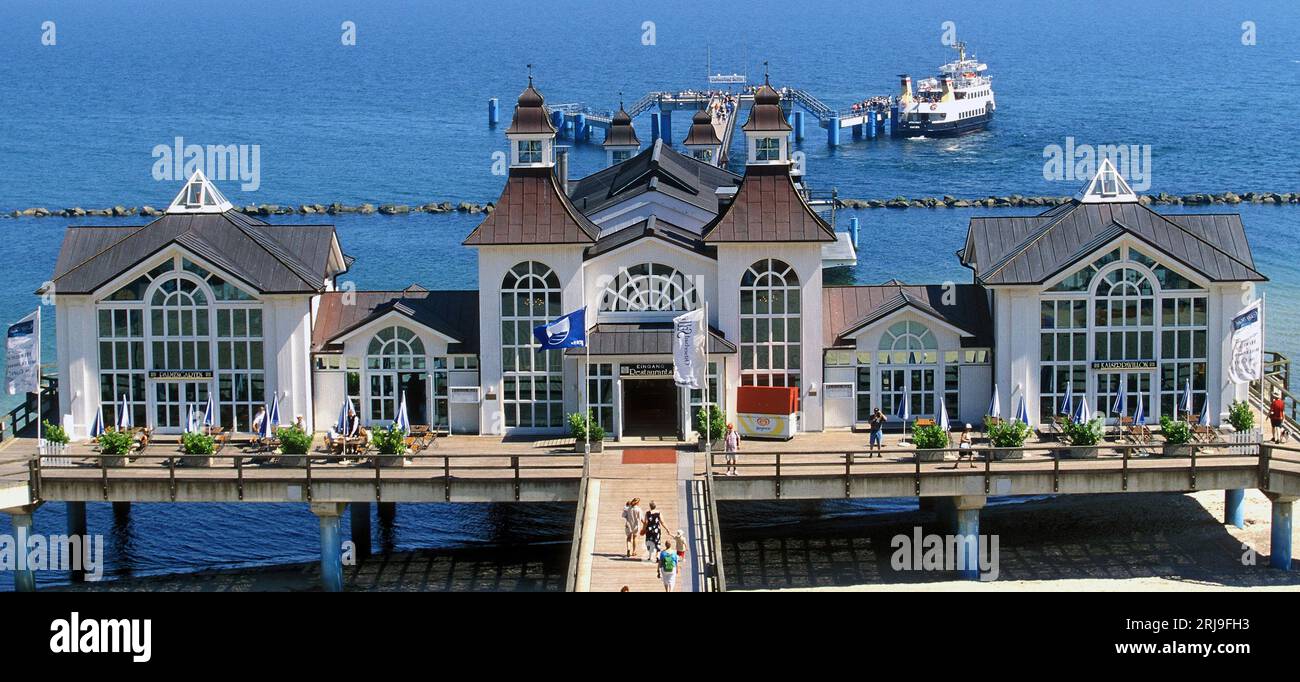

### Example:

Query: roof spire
xmin=763 ymin=60 xmax=770 ymax=85
xmin=526 ymin=63 xmax=533 ymax=86
xmin=1076 ymin=157 xmax=1138 ymax=203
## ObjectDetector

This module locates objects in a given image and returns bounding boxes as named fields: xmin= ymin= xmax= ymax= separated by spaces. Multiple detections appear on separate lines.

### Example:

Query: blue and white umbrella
xmin=1059 ymin=382 xmax=1075 ymax=420
xmin=335 ymin=399 xmax=352 ymax=434
xmin=893 ymin=395 xmax=912 ymax=440
xmin=1199 ymin=397 xmax=1210 ymax=426
xmin=1133 ymin=392 xmax=1147 ymax=426
xmin=202 ymin=393 xmax=216 ymax=429
xmin=938 ymin=397 xmax=950 ymax=432
xmin=267 ymin=393 xmax=281 ymax=432
xmin=987 ymin=385 xmax=1001 ymax=420
xmin=116 ymin=394 xmax=132 ymax=430
xmin=90 ymin=404 xmax=106 ymax=438
xmin=1014 ymin=394 xmax=1030 ymax=428
xmin=185 ymin=404 xmax=197 ymax=434
xmin=1111 ymin=380 xmax=1128 ymax=418
xmin=1178 ymin=378 xmax=1194 ymax=418
xmin=257 ymin=402 xmax=274 ymax=439
xmin=394 ymin=391 xmax=411 ymax=434
xmin=1072 ymin=391 xmax=1091 ymax=424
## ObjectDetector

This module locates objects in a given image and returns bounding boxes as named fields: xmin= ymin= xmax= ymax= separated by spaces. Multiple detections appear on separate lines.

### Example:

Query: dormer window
xmin=518 ymin=139 xmax=543 ymax=164
xmin=612 ymin=149 xmax=632 ymax=163
xmin=693 ymin=149 xmax=713 ymax=162
xmin=756 ymin=137 xmax=781 ymax=161
xmin=184 ymin=180 xmax=204 ymax=207
xmin=1099 ymin=168 xmax=1119 ymax=196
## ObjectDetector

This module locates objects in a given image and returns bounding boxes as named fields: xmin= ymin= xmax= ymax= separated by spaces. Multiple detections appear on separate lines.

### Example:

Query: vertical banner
xmin=6 ymin=310 xmax=40 ymax=396
xmin=672 ymin=308 xmax=706 ymax=389
xmin=1228 ymin=300 xmax=1262 ymax=384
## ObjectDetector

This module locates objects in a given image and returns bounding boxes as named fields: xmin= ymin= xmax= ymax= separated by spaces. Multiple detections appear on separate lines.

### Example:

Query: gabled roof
xmin=961 ymin=201 xmax=1266 ymax=285
xmin=313 ymin=288 xmax=480 ymax=355
xmin=822 ymin=283 xmax=993 ymax=348
xmin=563 ymin=322 xmax=737 ymax=356
xmin=702 ymin=164 xmax=837 ymax=243
xmin=584 ymin=215 xmax=716 ymax=260
xmin=566 ymin=139 xmax=741 ymax=217
xmin=50 ymin=209 xmax=344 ymax=295
xmin=463 ymin=166 xmax=599 ymax=245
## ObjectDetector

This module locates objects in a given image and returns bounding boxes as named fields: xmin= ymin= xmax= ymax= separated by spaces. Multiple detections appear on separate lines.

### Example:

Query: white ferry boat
xmin=891 ymin=42 xmax=995 ymax=138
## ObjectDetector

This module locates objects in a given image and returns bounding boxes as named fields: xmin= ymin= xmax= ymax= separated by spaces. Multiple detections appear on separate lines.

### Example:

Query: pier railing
xmin=701 ymin=453 xmax=727 ymax=592
xmin=27 ymin=449 xmax=585 ymax=504
xmin=2 ymin=373 xmax=57 ymax=442
xmin=564 ymin=451 xmax=592 ymax=593
xmin=1253 ymin=350 xmax=1300 ymax=442
xmin=705 ymin=438 xmax=1295 ymax=499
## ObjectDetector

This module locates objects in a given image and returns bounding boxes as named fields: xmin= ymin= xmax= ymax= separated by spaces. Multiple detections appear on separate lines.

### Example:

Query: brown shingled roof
xmin=742 ymin=83 xmax=792 ymax=132
xmin=603 ymin=107 xmax=640 ymax=147
xmin=702 ymin=164 xmax=837 ymax=243
xmin=505 ymin=81 xmax=556 ymax=135
xmin=463 ymin=166 xmax=599 ymax=245
xmin=683 ymin=109 xmax=721 ymax=146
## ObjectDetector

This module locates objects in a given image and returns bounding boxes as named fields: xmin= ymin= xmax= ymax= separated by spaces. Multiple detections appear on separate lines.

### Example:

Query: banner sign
xmin=620 ymin=363 xmax=673 ymax=377
xmin=1228 ymin=301 xmax=1263 ymax=384
xmin=672 ymin=309 xmax=706 ymax=389
xmin=5 ymin=311 xmax=40 ymax=396
xmin=1090 ymin=361 xmax=1156 ymax=370
xmin=148 ymin=371 xmax=214 ymax=380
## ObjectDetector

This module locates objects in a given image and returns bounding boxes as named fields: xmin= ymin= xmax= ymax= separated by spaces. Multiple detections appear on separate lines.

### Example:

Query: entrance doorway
xmin=878 ymin=367 xmax=937 ymax=420
xmin=152 ymin=380 xmax=211 ymax=433
xmin=400 ymin=372 xmax=429 ymax=426
xmin=622 ymin=379 xmax=679 ymax=437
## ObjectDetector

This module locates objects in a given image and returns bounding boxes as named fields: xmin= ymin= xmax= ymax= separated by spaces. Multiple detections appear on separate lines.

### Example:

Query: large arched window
xmin=366 ymin=325 xmax=427 ymax=422
xmin=877 ymin=320 xmax=939 ymax=418
xmin=367 ymin=326 xmax=426 ymax=370
xmin=148 ymin=274 xmax=213 ymax=430
xmin=501 ymin=261 xmax=563 ymax=428
xmin=740 ymin=259 xmax=801 ymax=388
xmin=599 ymin=263 xmax=699 ymax=313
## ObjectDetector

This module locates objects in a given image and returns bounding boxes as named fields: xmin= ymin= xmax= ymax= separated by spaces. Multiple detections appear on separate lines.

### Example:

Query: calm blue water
xmin=2 ymin=0 xmax=1299 ymax=589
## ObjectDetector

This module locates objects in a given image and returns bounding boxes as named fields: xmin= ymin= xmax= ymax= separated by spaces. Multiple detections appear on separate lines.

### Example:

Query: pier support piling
xmin=852 ymin=123 xmax=863 ymax=140
xmin=1225 ymin=489 xmax=1246 ymax=529
xmin=312 ymin=502 xmax=347 ymax=592
xmin=350 ymin=502 xmax=372 ymax=560
xmin=866 ymin=111 xmax=878 ymax=139
xmin=550 ymin=110 xmax=565 ymax=137
xmin=112 ymin=501 xmax=130 ymax=524
xmin=1268 ymin=494 xmax=1295 ymax=570
xmin=574 ymin=113 xmax=587 ymax=144
xmin=848 ymin=217 xmax=860 ymax=248
xmin=827 ymin=116 xmax=840 ymax=147
xmin=793 ymin=111 xmax=804 ymax=142
xmin=487 ymin=97 xmax=499 ymax=127
xmin=6 ymin=505 xmax=40 ymax=592
xmin=650 ymin=112 xmax=661 ymax=143
xmin=660 ymin=110 xmax=672 ymax=146
xmin=66 ymin=501 xmax=87 ymax=582
xmin=937 ymin=495 xmax=986 ymax=580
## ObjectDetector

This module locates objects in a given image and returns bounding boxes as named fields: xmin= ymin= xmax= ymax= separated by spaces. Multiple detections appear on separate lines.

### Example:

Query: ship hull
xmin=892 ymin=108 xmax=993 ymax=138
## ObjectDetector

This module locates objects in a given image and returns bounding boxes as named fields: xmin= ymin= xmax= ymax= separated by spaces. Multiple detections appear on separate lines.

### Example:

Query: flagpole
xmin=704 ymin=299 xmax=711 ymax=457
xmin=581 ymin=263 xmax=590 ymax=457
xmin=36 ymin=307 xmax=42 ymax=448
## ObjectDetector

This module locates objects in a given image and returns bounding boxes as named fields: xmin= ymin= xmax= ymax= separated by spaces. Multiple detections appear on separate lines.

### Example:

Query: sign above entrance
xmin=1089 ymin=361 xmax=1156 ymax=370
xmin=148 ymin=371 xmax=214 ymax=380
xmin=620 ymin=363 xmax=673 ymax=378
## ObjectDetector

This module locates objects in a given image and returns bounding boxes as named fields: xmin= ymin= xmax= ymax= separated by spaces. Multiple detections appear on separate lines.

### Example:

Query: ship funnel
xmin=898 ymin=74 xmax=913 ymax=105
xmin=940 ymin=76 xmax=955 ymax=103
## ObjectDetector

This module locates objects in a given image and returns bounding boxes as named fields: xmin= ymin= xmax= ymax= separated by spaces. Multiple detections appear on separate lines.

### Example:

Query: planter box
xmin=575 ymin=440 xmax=604 ymax=453
xmin=1056 ymin=446 xmax=1099 ymax=459
xmin=100 ymin=453 xmax=129 ymax=468
xmin=1160 ymin=443 xmax=1194 ymax=458
xmin=991 ymin=447 xmax=1024 ymax=461
xmin=377 ymin=453 xmax=407 ymax=468
xmin=915 ymin=448 xmax=947 ymax=463
xmin=180 ymin=453 xmax=215 ymax=467
xmin=278 ymin=452 xmax=309 ymax=467
xmin=696 ymin=438 xmax=724 ymax=453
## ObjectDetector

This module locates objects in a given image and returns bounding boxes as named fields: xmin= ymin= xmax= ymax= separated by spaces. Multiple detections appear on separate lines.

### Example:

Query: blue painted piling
xmin=550 ymin=109 xmax=565 ymax=136
xmin=827 ymin=115 xmax=840 ymax=147
xmin=849 ymin=217 xmax=860 ymax=248
xmin=1225 ymin=489 xmax=1245 ymax=529
xmin=660 ymin=110 xmax=672 ymax=146
xmin=954 ymin=506 xmax=981 ymax=580
xmin=793 ymin=111 xmax=804 ymax=141
xmin=488 ymin=97 xmax=499 ymax=126
xmin=11 ymin=511 xmax=36 ymax=592
xmin=866 ymin=110 xmax=878 ymax=139
xmin=318 ymin=508 xmax=344 ymax=592
xmin=852 ymin=123 xmax=863 ymax=140
xmin=650 ymin=112 xmax=661 ymax=142
xmin=574 ymin=113 xmax=587 ymax=144
xmin=1271 ymin=496 xmax=1293 ymax=570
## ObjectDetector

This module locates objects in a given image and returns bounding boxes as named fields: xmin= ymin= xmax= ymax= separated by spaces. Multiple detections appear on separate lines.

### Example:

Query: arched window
xmin=366 ymin=325 xmax=427 ymax=422
xmin=501 ymin=261 xmax=563 ymax=428
xmin=876 ymin=321 xmax=938 ymax=418
xmin=599 ymin=263 xmax=699 ymax=313
xmin=147 ymin=274 xmax=213 ymax=430
xmin=366 ymin=326 xmax=426 ymax=370
xmin=740 ymin=259 xmax=801 ymax=388
xmin=879 ymin=320 xmax=937 ymax=358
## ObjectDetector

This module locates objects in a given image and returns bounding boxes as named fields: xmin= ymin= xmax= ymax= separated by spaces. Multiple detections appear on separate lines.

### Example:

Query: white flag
xmin=672 ymin=308 xmax=707 ymax=389
xmin=1228 ymin=300 xmax=1262 ymax=384
xmin=6 ymin=310 xmax=40 ymax=396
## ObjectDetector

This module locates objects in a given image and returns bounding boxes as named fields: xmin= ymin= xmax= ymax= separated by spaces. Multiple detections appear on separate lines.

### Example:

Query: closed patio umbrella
xmin=1014 ymin=394 xmax=1030 ymax=428
xmin=90 ymin=404 xmax=106 ymax=438
xmin=1179 ymin=378 xmax=1193 ymax=419
xmin=202 ymin=393 xmax=216 ymax=430
xmin=116 ymin=394 xmax=132 ymax=430
xmin=267 ymin=393 xmax=281 ymax=432
xmin=1112 ymin=380 xmax=1128 ymax=419
xmin=1059 ymin=382 xmax=1074 ymax=420
xmin=987 ymin=385 xmax=1001 ymax=420
xmin=1072 ymin=391 xmax=1091 ymax=424
xmin=395 ymin=391 xmax=411 ymax=435
xmin=1133 ymin=392 xmax=1147 ymax=426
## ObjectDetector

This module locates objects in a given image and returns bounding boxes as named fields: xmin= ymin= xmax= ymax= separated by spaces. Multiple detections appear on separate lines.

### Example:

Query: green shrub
xmin=1227 ymin=400 xmax=1255 ymax=432
xmin=98 ymin=430 xmax=133 ymax=456
xmin=568 ymin=411 xmax=606 ymax=443
xmin=1160 ymin=416 xmax=1194 ymax=445
xmin=1060 ymin=418 xmax=1104 ymax=447
xmin=42 ymin=419 xmax=70 ymax=446
xmin=986 ymin=418 xmax=1030 ymax=448
xmin=694 ymin=405 xmax=725 ymax=442
xmin=181 ymin=431 xmax=215 ymax=456
xmin=372 ymin=425 xmax=407 ymax=455
xmin=912 ymin=422 xmax=950 ymax=449
xmin=276 ymin=427 xmax=313 ymax=455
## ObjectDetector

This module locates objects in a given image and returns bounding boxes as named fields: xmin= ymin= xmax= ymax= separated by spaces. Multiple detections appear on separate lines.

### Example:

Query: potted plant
xmin=1057 ymin=418 xmax=1103 ymax=459
xmin=181 ymin=430 xmax=217 ymax=467
xmin=97 ymin=430 xmax=133 ymax=468
xmin=985 ymin=417 xmax=1030 ymax=460
xmin=275 ymin=427 xmax=313 ymax=467
xmin=911 ymin=422 xmax=950 ymax=462
xmin=372 ymin=425 xmax=408 ymax=467
xmin=41 ymin=419 xmax=70 ymax=457
xmin=1227 ymin=399 xmax=1256 ymax=435
xmin=568 ymin=411 xmax=605 ymax=453
xmin=1159 ymin=415 xmax=1194 ymax=457
xmin=694 ymin=405 xmax=725 ymax=452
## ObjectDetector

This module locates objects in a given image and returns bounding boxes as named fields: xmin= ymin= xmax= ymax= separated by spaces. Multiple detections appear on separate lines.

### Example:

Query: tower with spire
xmin=741 ymin=69 xmax=792 ymax=166
xmin=505 ymin=68 xmax=557 ymax=169
xmin=603 ymin=99 xmax=640 ymax=166
xmin=683 ymin=107 xmax=722 ymax=164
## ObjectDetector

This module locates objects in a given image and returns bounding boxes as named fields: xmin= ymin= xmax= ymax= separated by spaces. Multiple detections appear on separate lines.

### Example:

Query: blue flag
xmin=533 ymin=308 xmax=586 ymax=350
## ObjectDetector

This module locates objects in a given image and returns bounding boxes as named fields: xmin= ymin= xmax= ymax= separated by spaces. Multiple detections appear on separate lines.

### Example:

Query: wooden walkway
xmin=575 ymin=449 xmax=697 ymax=593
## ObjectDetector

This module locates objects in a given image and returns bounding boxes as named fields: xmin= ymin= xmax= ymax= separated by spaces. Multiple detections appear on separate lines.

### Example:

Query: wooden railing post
xmin=1052 ymin=448 xmax=1060 ymax=493
xmin=305 ymin=455 xmax=313 ymax=502
xmin=774 ymin=453 xmax=782 ymax=499
xmin=1189 ymin=442 xmax=1198 ymax=490
xmin=1260 ymin=444 xmax=1272 ymax=491
xmin=1121 ymin=444 xmax=1129 ymax=491
xmin=512 ymin=456 xmax=520 ymax=501
xmin=373 ymin=452 xmax=382 ymax=502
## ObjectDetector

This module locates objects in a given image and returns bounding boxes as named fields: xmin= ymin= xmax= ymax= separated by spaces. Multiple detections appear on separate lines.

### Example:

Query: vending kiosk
xmin=736 ymin=385 xmax=799 ymax=440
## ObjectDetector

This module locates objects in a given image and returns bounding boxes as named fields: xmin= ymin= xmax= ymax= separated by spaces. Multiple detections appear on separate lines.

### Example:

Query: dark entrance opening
xmin=399 ymin=372 xmax=428 ymax=426
xmin=622 ymin=379 xmax=679 ymax=437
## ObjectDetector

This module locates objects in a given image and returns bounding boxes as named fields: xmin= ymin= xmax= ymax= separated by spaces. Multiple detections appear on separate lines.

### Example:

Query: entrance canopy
xmin=565 ymin=322 xmax=737 ymax=356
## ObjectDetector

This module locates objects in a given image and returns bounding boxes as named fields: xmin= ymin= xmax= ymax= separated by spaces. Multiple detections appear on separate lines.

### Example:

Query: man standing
xmin=868 ymin=408 xmax=887 ymax=457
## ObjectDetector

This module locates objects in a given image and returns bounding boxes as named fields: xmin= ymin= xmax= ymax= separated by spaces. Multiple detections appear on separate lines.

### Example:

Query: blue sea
xmin=1 ymin=0 xmax=1298 ymax=589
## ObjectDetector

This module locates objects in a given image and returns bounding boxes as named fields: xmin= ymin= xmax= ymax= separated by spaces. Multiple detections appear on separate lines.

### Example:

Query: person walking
xmin=622 ymin=498 xmax=644 ymax=558
xmin=673 ymin=529 xmax=688 ymax=575
xmin=658 ymin=540 xmax=679 ymax=592
xmin=723 ymin=423 xmax=741 ymax=475
xmin=868 ymin=408 xmax=887 ymax=457
xmin=642 ymin=501 xmax=666 ymax=562
xmin=951 ymin=423 xmax=976 ymax=469
xmin=1270 ymin=391 xmax=1286 ymax=443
